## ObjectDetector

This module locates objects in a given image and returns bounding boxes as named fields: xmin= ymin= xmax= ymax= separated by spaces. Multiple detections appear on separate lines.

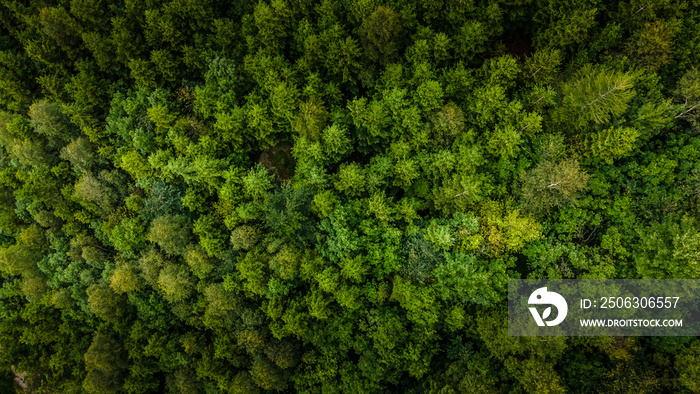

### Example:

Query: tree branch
xmin=675 ymin=103 xmax=699 ymax=119
xmin=529 ymin=67 xmax=542 ymax=79
xmin=581 ymin=84 xmax=621 ymax=111
xmin=529 ymin=95 xmax=545 ymax=108
xmin=633 ymin=2 xmax=651 ymax=15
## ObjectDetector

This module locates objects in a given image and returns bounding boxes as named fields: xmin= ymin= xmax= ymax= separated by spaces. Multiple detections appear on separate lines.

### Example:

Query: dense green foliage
xmin=1 ymin=0 xmax=700 ymax=392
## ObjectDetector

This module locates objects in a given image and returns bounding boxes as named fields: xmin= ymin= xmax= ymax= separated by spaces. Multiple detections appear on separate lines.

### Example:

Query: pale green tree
xmin=521 ymin=159 xmax=591 ymax=213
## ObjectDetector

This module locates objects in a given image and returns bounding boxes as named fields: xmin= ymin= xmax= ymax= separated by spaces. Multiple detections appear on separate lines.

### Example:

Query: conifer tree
xmin=559 ymin=65 xmax=636 ymax=126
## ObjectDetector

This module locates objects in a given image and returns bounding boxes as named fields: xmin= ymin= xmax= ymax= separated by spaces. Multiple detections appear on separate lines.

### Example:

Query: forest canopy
xmin=1 ymin=0 xmax=700 ymax=393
